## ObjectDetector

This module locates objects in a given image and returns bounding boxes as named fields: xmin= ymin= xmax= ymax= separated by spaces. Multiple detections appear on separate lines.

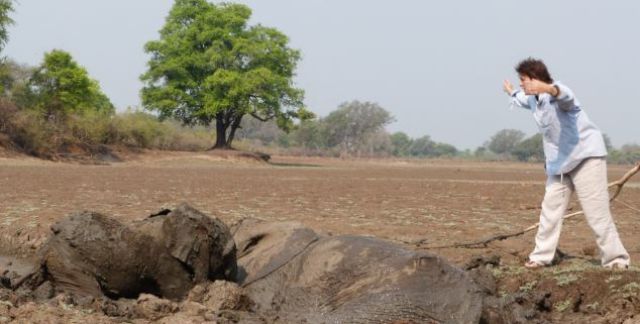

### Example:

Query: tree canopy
xmin=486 ymin=129 xmax=525 ymax=155
xmin=22 ymin=50 xmax=114 ymax=118
xmin=390 ymin=132 xmax=412 ymax=156
xmin=511 ymin=133 xmax=544 ymax=162
xmin=141 ymin=0 xmax=309 ymax=149
xmin=322 ymin=101 xmax=394 ymax=155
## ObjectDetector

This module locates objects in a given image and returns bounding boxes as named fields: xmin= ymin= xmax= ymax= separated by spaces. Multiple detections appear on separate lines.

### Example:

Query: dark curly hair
xmin=516 ymin=58 xmax=554 ymax=83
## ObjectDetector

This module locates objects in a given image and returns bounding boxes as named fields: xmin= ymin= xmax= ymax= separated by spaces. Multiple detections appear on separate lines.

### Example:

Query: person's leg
xmin=528 ymin=175 xmax=573 ymax=265
xmin=571 ymin=157 xmax=630 ymax=267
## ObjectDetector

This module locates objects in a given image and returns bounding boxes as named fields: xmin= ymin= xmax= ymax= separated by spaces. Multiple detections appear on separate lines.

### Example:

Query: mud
xmin=2 ymin=151 xmax=640 ymax=324
xmin=36 ymin=203 xmax=237 ymax=300
xmin=0 ymin=256 xmax=37 ymax=290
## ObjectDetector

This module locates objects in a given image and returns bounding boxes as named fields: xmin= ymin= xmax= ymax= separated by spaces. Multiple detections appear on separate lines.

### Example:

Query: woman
xmin=503 ymin=58 xmax=629 ymax=269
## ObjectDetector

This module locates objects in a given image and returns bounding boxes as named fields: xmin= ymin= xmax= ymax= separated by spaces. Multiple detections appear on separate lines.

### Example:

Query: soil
xmin=1 ymin=151 xmax=640 ymax=323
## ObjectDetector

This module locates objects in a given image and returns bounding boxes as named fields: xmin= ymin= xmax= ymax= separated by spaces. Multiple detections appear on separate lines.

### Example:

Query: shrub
xmin=0 ymin=105 xmax=216 ymax=158
xmin=7 ymin=109 xmax=61 ymax=157
xmin=107 ymin=111 xmax=214 ymax=150
xmin=68 ymin=109 xmax=112 ymax=145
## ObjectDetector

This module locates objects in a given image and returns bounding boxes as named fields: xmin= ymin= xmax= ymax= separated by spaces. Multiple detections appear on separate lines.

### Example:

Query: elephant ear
xmin=162 ymin=203 xmax=237 ymax=283
xmin=232 ymin=219 xmax=320 ymax=286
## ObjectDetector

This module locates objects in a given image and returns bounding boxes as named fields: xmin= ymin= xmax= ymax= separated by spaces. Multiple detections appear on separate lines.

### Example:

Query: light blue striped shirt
xmin=510 ymin=82 xmax=607 ymax=176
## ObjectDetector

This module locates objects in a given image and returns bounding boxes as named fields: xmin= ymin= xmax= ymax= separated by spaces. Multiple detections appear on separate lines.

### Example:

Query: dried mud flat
xmin=1 ymin=151 xmax=640 ymax=323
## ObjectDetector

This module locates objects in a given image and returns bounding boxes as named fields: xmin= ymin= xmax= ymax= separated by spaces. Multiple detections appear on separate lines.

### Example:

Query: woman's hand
xmin=522 ymin=79 xmax=555 ymax=95
xmin=503 ymin=79 xmax=514 ymax=95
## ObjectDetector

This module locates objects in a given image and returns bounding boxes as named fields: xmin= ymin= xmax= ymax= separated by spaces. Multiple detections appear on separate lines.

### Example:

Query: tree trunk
xmin=225 ymin=114 xmax=243 ymax=149
xmin=212 ymin=113 xmax=229 ymax=149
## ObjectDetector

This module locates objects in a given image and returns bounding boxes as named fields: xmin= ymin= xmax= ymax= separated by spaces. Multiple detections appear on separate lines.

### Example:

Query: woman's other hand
xmin=503 ymin=79 xmax=514 ymax=95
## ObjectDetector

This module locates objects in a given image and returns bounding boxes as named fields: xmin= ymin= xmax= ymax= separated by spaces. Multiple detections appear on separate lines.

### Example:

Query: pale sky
xmin=5 ymin=1 xmax=640 ymax=149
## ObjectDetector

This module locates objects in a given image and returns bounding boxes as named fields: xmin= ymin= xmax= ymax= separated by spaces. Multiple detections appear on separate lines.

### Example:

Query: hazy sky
xmin=5 ymin=1 xmax=640 ymax=149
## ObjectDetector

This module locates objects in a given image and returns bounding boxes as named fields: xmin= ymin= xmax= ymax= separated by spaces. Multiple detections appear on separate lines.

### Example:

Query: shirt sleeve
xmin=509 ymin=89 xmax=531 ymax=110
xmin=553 ymin=83 xmax=578 ymax=111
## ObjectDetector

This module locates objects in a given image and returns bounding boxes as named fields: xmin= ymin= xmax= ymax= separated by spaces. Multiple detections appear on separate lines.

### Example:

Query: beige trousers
xmin=529 ymin=157 xmax=630 ymax=267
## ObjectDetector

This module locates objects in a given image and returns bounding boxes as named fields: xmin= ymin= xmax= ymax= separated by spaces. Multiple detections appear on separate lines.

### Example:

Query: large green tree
xmin=141 ymin=0 xmax=309 ymax=149
xmin=23 ymin=50 xmax=114 ymax=118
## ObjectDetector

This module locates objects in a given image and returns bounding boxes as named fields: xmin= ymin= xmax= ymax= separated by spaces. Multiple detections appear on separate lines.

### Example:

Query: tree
xmin=602 ymin=133 xmax=614 ymax=152
xmin=390 ymin=132 xmax=412 ymax=156
xmin=0 ymin=0 xmax=12 ymax=54
xmin=322 ymin=101 xmax=394 ymax=155
xmin=141 ymin=0 xmax=309 ymax=149
xmin=609 ymin=143 xmax=640 ymax=165
xmin=291 ymin=119 xmax=327 ymax=151
xmin=431 ymin=142 xmax=458 ymax=157
xmin=0 ymin=0 xmax=14 ymax=95
xmin=512 ymin=133 xmax=544 ymax=162
xmin=620 ymin=144 xmax=640 ymax=162
xmin=24 ymin=50 xmax=114 ymax=119
xmin=0 ymin=59 xmax=32 ymax=99
xmin=360 ymin=130 xmax=393 ymax=157
xmin=236 ymin=117 xmax=285 ymax=146
xmin=408 ymin=135 xmax=435 ymax=157
xmin=486 ymin=129 xmax=525 ymax=155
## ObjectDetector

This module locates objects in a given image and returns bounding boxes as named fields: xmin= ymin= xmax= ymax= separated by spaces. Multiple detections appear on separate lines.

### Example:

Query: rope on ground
xmin=420 ymin=162 xmax=640 ymax=250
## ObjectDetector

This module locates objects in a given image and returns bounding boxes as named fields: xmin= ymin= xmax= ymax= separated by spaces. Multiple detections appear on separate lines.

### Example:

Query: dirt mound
xmin=0 ymin=280 xmax=254 ymax=323
xmin=483 ymin=258 xmax=640 ymax=323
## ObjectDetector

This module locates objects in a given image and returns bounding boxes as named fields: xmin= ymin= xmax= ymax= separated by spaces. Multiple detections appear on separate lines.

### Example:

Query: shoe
xmin=524 ymin=260 xmax=546 ymax=269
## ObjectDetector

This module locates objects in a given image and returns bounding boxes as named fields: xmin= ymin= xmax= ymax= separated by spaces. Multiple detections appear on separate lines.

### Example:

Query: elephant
xmin=37 ymin=203 xmax=236 ymax=300
xmin=232 ymin=219 xmax=484 ymax=324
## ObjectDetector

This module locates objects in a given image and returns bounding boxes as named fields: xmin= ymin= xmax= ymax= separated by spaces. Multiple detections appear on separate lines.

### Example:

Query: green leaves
xmin=486 ymin=129 xmax=526 ymax=155
xmin=0 ymin=0 xmax=13 ymax=54
xmin=141 ymin=1 xmax=305 ymax=147
xmin=25 ymin=50 xmax=114 ymax=117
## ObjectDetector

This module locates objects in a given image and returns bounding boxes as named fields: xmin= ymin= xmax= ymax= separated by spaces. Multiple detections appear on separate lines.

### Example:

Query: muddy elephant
xmin=232 ymin=219 xmax=484 ymax=324
xmin=37 ymin=203 xmax=236 ymax=300
xmin=5 ymin=205 xmax=484 ymax=323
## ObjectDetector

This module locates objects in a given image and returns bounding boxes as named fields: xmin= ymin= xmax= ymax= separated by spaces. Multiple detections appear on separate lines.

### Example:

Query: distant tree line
xmin=235 ymin=100 xmax=459 ymax=158
xmin=235 ymin=105 xmax=640 ymax=164
xmin=474 ymin=129 xmax=639 ymax=164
